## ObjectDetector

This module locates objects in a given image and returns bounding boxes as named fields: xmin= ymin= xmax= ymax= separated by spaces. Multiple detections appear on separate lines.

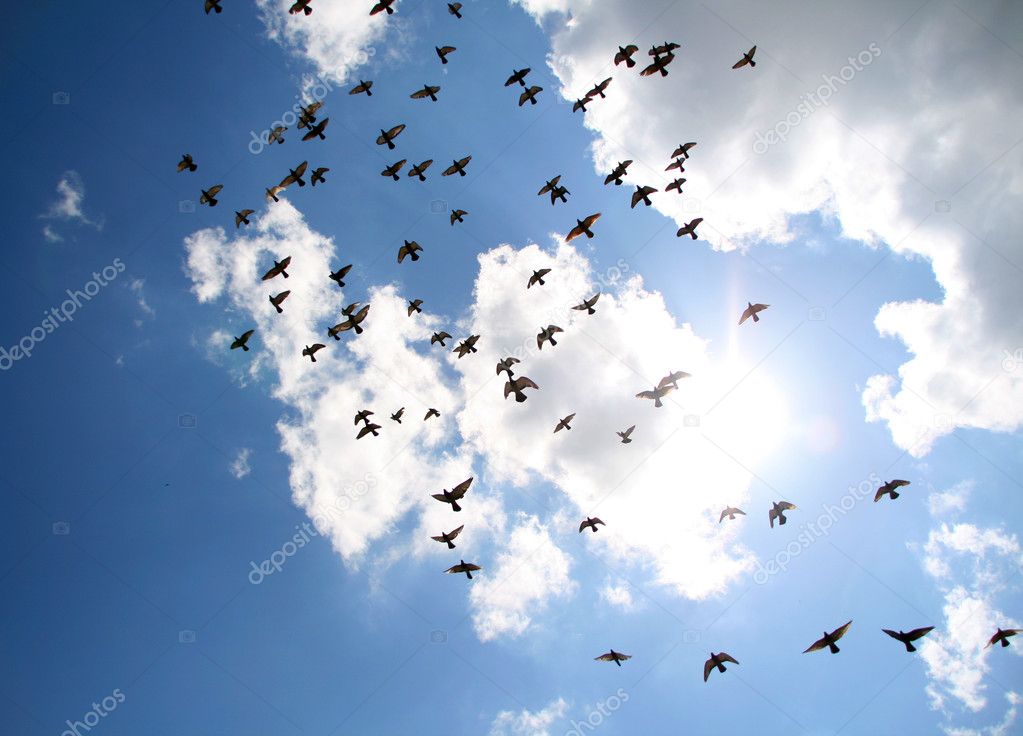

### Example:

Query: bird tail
xmin=828 ymin=642 xmax=839 ymax=654
xmin=549 ymin=337 xmax=557 ymax=346
xmin=515 ymin=391 xmax=527 ymax=403
xmin=718 ymin=663 xmax=727 ymax=673
xmin=654 ymin=398 xmax=663 ymax=408
xmin=625 ymin=59 xmax=636 ymax=68
xmin=451 ymin=501 xmax=461 ymax=512
xmin=446 ymin=540 xmax=455 ymax=550
xmin=750 ymin=60 xmax=757 ymax=67
xmin=366 ymin=89 xmax=373 ymax=96
xmin=459 ymin=170 xmax=466 ymax=177
xmin=1002 ymin=638 xmax=1010 ymax=647
xmin=189 ymin=163 xmax=197 ymax=171
xmin=297 ymin=180 xmax=305 ymax=187
xmin=387 ymin=141 xmax=395 ymax=150
xmin=779 ymin=515 xmax=787 ymax=525
xmin=906 ymin=641 xmax=916 ymax=653
xmin=274 ymin=305 xmax=283 ymax=314
xmin=441 ymin=58 xmax=448 ymax=65
xmin=354 ymin=324 xmax=364 ymax=335
xmin=689 ymin=232 xmax=697 ymax=240
xmin=752 ymin=313 xmax=759 ymax=322
xmin=615 ymin=659 xmax=621 ymax=667
xmin=587 ymin=307 xmax=595 ymax=315
xmin=242 ymin=344 xmax=249 ymax=352
xmin=411 ymin=252 xmax=420 ymax=261
xmin=466 ymin=570 xmax=472 ymax=579
xmin=890 ymin=490 xmax=900 ymax=500
xmin=310 ymin=355 xmax=317 ymax=362
xmin=281 ymin=271 xmax=289 ymax=278
xmin=303 ymin=5 xmax=312 ymax=14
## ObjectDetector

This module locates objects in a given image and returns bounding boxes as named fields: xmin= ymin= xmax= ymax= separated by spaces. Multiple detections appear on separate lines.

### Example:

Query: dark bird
xmin=527 ymin=269 xmax=551 ymax=288
xmin=408 ymin=159 xmax=433 ymax=181
xmin=261 ymin=256 xmax=292 ymax=281
xmin=505 ymin=376 xmax=539 ymax=402
xmin=329 ymin=264 xmax=352 ymax=287
xmin=357 ymin=422 xmax=382 ymax=439
xmin=617 ymin=425 xmax=635 ymax=444
xmin=882 ymin=627 xmax=935 ymax=653
xmin=677 ymin=218 xmax=703 ymax=239
xmin=665 ymin=158 xmax=686 ymax=173
xmin=296 ymin=101 xmax=322 ymax=128
xmin=311 ymin=167 xmax=329 ymax=186
xmin=538 ymin=175 xmax=562 ymax=196
xmin=875 ymin=479 xmax=910 ymax=502
xmin=266 ymin=185 xmax=285 ymax=203
xmin=391 ymin=407 xmax=404 ymax=423
xmin=177 ymin=153 xmax=198 ymax=172
xmin=769 ymin=501 xmax=797 ymax=528
xmin=640 ymin=52 xmax=675 ymax=77
xmin=631 ymin=185 xmax=657 ymax=208
xmin=614 ymin=44 xmax=639 ymax=67
xmin=431 ymin=331 xmax=452 ymax=347
xmin=411 ymin=85 xmax=441 ymax=102
xmin=555 ymin=413 xmax=576 ymax=433
xmin=280 ymin=161 xmax=309 ymax=188
xmin=204 ymin=0 xmax=222 ymax=14
xmin=595 ymin=650 xmax=631 ymax=666
xmin=350 ymin=80 xmax=374 ymax=96
xmin=505 ymin=68 xmax=531 ymax=87
xmin=425 ymin=408 xmax=441 ymax=421
xmin=341 ymin=301 xmax=361 ymax=317
xmin=442 ymin=156 xmax=472 ymax=177
xmin=302 ymin=118 xmax=329 ymax=141
xmin=579 ymin=517 xmax=605 ymax=533
xmin=235 ymin=209 xmax=255 ymax=228
xmin=289 ymin=0 xmax=312 ymax=15
xmin=199 ymin=184 xmax=223 ymax=207
xmin=436 ymin=45 xmax=456 ymax=63
xmin=804 ymin=621 xmax=853 ymax=654
xmin=369 ymin=0 xmax=394 ymax=15
xmin=432 ymin=477 xmax=473 ymax=512
xmin=665 ymin=178 xmax=686 ymax=194
xmin=408 ymin=299 xmax=423 ymax=316
xmin=519 ymin=85 xmax=543 ymax=106
xmin=566 ymin=213 xmax=601 ymax=241
xmin=703 ymin=652 xmax=739 ymax=682
xmin=354 ymin=409 xmax=374 ymax=425
xmin=572 ymin=293 xmax=600 ymax=315
xmin=267 ymin=126 xmax=287 ymax=145
xmin=636 ymin=384 xmax=673 ymax=407
xmin=496 ymin=357 xmax=520 ymax=378
xmin=432 ymin=525 xmax=464 ymax=549
xmin=397 ymin=240 xmax=423 ymax=263
xmin=671 ymin=142 xmax=697 ymax=159
xmin=588 ymin=78 xmax=612 ymax=99
xmin=302 ymin=343 xmax=326 ymax=362
xmin=450 ymin=209 xmax=468 ymax=225
xmin=230 ymin=329 xmax=254 ymax=351
xmin=447 ymin=2 xmax=462 ymax=18
xmin=572 ymin=98 xmax=590 ymax=113
xmin=376 ymin=123 xmax=406 ymax=149
xmin=445 ymin=559 xmax=481 ymax=579
xmin=269 ymin=290 xmax=290 ymax=314
xmin=382 ymin=159 xmax=407 ymax=181
xmin=604 ymin=160 xmax=632 ymax=185
xmin=658 ymin=370 xmax=691 ymax=390
xmin=739 ymin=302 xmax=769 ymax=325
xmin=537 ymin=325 xmax=564 ymax=350
xmin=986 ymin=628 xmax=1021 ymax=648
xmin=550 ymin=185 xmax=570 ymax=204
xmin=719 ymin=506 xmax=746 ymax=522
xmin=650 ymin=41 xmax=681 ymax=56
xmin=732 ymin=45 xmax=757 ymax=69
xmin=328 ymin=304 xmax=370 ymax=339
xmin=453 ymin=334 xmax=480 ymax=357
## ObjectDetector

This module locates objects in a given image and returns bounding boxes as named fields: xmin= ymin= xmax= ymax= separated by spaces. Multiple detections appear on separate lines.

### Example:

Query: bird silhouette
xmin=432 ymin=525 xmax=464 ymax=549
xmin=267 ymin=126 xmax=286 ymax=145
xmin=436 ymin=45 xmax=456 ymax=63
xmin=289 ymin=0 xmax=312 ymax=15
xmin=269 ymin=291 xmax=290 ymax=314
xmin=719 ymin=506 xmax=746 ymax=522
xmin=640 ymin=52 xmax=675 ymax=77
xmin=658 ymin=371 xmax=691 ymax=390
xmin=527 ymin=269 xmax=551 ymax=288
xmin=311 ymin=167 xmax=329 ymax=186
xmin=302 ymin=117 xmax=329 ymax=140
xmin=519 ymin=85 xmax=543 ymax=106
xmin=649 ymin=41 xmax=681 ymax=56
xmin=550 ymin=185 xmax=570 ymax=204
xmin=986 ymin=628 xmax=1021 ymax=648
xmin=408 ymin=159 xmax=433 ymax=181
xmin=328 ymin=304 xmax=370 ymax=339
xmin=230 ymin=330 xmax=254 ymax=351
xmin=376 ymin=123 xmax=406 ymax=149
xmin=408 ymin=299 xmax=423 ymax=316
xmin=296 ymin=101 xmax=322 ymax=129
xmin=631 ymin=185 xmax=657 ymax=208
xmin=566 ymin=213 xmax=601 ymax=241
xmin=882 ymin=626 xmax=935 ymax=652
xmin=204 ymin=0 xmax=222 ymax=14
xmin=431 ymin=331 xmax=452 ymax=347
xmin=432 ymin=477 xmax=473 ymax=512
xmin=350 ymin=80 xmax=373 ymax=96
xmin=391 ymin=408 xmax=404 ymax=423
xmin=666 ymin=178 xmax=686 ymax=194
xmin=572 ymin=98 xmax=590 ymax=114
xmin=329 ymin=264 xmax=352 ymax=287
xmin=665 ymin=158 xmax=686 ymax=173
xmin=445 ymin=559 xmax=481 ymax=579
xmin=538 ymin=175 xmax=562 ymax=196
xmin=397 ymin=240 xmax=423 ymax=263
xmin=875 ymin=479 xmax=910 ymax=502
xmin=604 ymin=161 xmax=632 ymax=185
xmin=354 ymin=410 xmax=374 ymax=426
xmin=381 ymin=159 xmax=407 ymax=181
xmin=636 ymin=384 xmax=674 ymax=408
xmin=235 ymin=209 xmax=255 ymax=228
xmin=280 ymin=161 xmax=308 ymax=188
xmin=537 ymin=325 xmax=564 ymax=349
xmin=671 ymin=142 xmax=697 ymax=159
xmin=369 ymin=0 xmax=394 ymax=15
xmin=769 ymin=501 xmax=797 ymax=528
xmin=505 ymin=68 xmax=531 ymax=87
xmin=265 ymin=185 xmax=285 ymax=203
xmin=302 ymin=343 xmax=326 ymax=362
xmin=453 ymin=334 xmax=480 ymax=357
xmin=554 ymin=413 xmax=575 ymax=433
xmin=587 ymin=78 xmax=612 ymax=99
xmin=496 ymin=357 xmax=520 ymax=378
xmin=595 ymin=650 xmax=631 ymax=666
xmin=357 ymin=422 xmax=381 ymax=439
xmin=424 ymin=408 xmax=441 ymax=421
xmin=177 ymin=153 xmax=198 ymax=172
xmin=739 ymin=302 xmax=769 ymax=325
xmin=732 ymin=45 xmax=757 ymax=69
xmin=411 ymin=85 xmax=441 ymax=102
xmin=617 ymin=425 xmax=635 ymax=444
xmin=261 ymin=256 xmax=292 ymax=281
xmin=504 ymin=376 xmax=539 ymax=402
xmin=442 ymin=156 xmax=472 ymax=177
xmin=677 ymin=218 xmax=703 ymax=239
xmin=804 ymin=621 xmax=852 ymax=654
xmin=579 ymin=517 xmax=605 ymax=533
xmin=447 ymin=2 xmax=462 ymax=18
xmin=614 ymin=45 xmax=639 ymax=67
xmin=572 ymin=293 xmax=600 ymax=315
xmin=703 ymin=652 xmax=739 ymax=681
xmin=199 ymin=184 xmax=223 ymax=207
xmin=450 ymin=209 xmax=468 ymax=225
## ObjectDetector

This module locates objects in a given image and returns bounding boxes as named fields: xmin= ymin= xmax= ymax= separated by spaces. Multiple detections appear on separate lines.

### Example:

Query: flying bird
xmin=719 ymin=506 xmax=746 ymax=522
xmin=739 ymin=302 xmax=769 ymax=325
xmin=408 ymin=159 xmax=433 ymax=181
xmin=408 ymin=299 xmax=423 ymax=316
xmin=804 ymin=621 xmax=853 ymax=654
xmin=431 ymin=525 xmax=464 ymax=549
xmin=381 ymin=159 xmax=407 ymax=181
xmin=505 ymin=68 xmax=531 ymax=87
xmin=733 ymin=45 xmax=757 ymax=69
xmin=769 ymin=501 xmax=797 ymax=528
xmin=328 ymin=304 xmax=370 ymax=339
xmin=436 ymin=45 xmax=456 ymax=63
xmin=230 ymin=330 xmax=254 ymax=351
xmin=631 ymin=185 xmax=657 ymax=208
xmin=442 ymin=156 xmax=472 ymax=177
xmin=177 ymin=153 xmax=197 ymax=172
xmin=280 ymin=161 xmax=308 ymax=188
xmin=538 ymin=175 xmax=562 ymax=196
xmin=424 ymin=408 xmax=440 ymax=421
xmin=519 ymin=85 xmax=543 ymax=106
xmin=536 ymin=325 xmax=564 ymax=350
xmin=650 ymin=41 xmax=681 ymax=56
xmin=269 ymin=291 xmax=290 ymax=314
xmin=235 ymin=209 xmax=255 ymax=228
xmin=311 ymin=167 xmax=329 ymax=186
xmin=376 ymin=123 xmax=406 ymax=149
xmin=554 ymin=413 xmax=576 ymax=433
xmin=450 ymin=209 xmax=468 ymax=225
xmin=595 ymin=650 xmax=631 ymax=666
xmin=614 ymin=45 xmax=639 ymax=67
xmin=265 ymin=185 xmax=285 ymax=203
xmin=636 ymin=384 xmax=674 ymax=408
xmin=369 ymin=0 xmax=394 ymax=15
xmin=677 ymin=218 xmax=703 ymax=239
xmin=432 ymin=477 xmax=473 ymax=512
xmin=329 ymin=264 xmax=352 ymax=287
xmin=453 ymin=334 xmax=480 ymax=357
xmin=579 ymin=517 xmax=605 ymax=533
xmin=350 ymin=80 xmax=373 ymax=96
xmin=411 ymin=85 xmax=441 ymax=102
xmin=341 ymin=302 xmax=361 ymax=317
xmin=496 ymin=357 xmax=520 ymax=378
xmin=354 ymin=410 xmax=374 ymax=425
xmin=302 ymin=117 xmax=329 ymax=141
xmin=199 ymin=184 xmax=223 ymax=207
xmin=504 ymin=376 xmax=539 ymax=402
xmin=986 ymin=628 xmax=1021 ymax=648
xmin=267 ymin=126 xmax=286 ymax=145
xmin=261 ymin=256 xmax=292 ymax=281
xmin=572 ymin=98 xmax=590 ymax=114
xmin=527 ymin=269 xmax=551 ymax=288
xmin=397 ymin=240 xmax=423 ymax=263
xmin=550 ymin=185 xmax=570 ymax=204
xmin=587 ymin=77 xmax=612 ymax=99
xmin=204 ymin=0 xmax=222 ymax=14
xmin=658 ymin=370 xmax=691 ymax=390
xmin=296 ymin=101 xmax=322 ymax=128
xmin=566 ymin=213 xmax=601 ymax=241
xmin=302 ymin=343 xmax=326 ymax=362
xmin=431 ymin=331 xmax=452 ymax=346
xmin=572 ymin=293 xmax=600 ymax=315
xmin=289 ymin=0 xmax=312 ymax=15
xmin=617 ymin=425 xmax=635 ymax=444
xmin=665 ymin=177 xmax=686 ymax=194
xmin=391 ymin=407 xmax=404 ymax=423
xmin=640 ymin=52 xmax=675 ymax=77
xmin=703 ymin=652 xmax=739 ymax=682
xmin=445 ymin=560 xmax=481 ymax=579
xmin=604 ymin=160 xmax=631 ymax=185
xmin=357 ymin=423 xmax=381 ymax=439
xmin=882 ymin=627 xmax=935 ymax=653
xmin=447 ymin=2 xmax=462 ymax=18
xmin=665 ymin=158 xmax=686 ymax=173
xmin=875 ymin=479 xmax=910 ymax=502
xmin=671 ymin=142 xmax=697 ymax=159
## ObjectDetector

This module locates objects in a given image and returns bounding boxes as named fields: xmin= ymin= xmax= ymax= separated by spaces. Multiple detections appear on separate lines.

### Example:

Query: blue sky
xmin=2 ymin=1 xmax=1022 ymax=735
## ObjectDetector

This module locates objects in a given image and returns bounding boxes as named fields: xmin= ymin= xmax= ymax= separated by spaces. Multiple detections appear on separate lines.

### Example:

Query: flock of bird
xmin=187 ymin=0 xmax=1019 ymax=684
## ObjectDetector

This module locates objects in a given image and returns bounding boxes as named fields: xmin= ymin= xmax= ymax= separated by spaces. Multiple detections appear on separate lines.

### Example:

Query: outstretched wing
xmin=449 ymin=477 xmax=473 ymax=499
xmin=830 ymin=620 xmax=853 ymax=642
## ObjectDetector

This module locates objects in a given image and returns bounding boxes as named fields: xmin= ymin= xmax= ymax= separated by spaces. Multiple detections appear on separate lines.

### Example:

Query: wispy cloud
xmin=40 ymin=170 xmax=103 ymax=240
xmin=230 ymin=448 xmax=252 ymax=479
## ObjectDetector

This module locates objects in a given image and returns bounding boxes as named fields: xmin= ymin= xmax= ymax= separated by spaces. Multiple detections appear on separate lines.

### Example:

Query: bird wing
xmin=578 ymin=520 xmax=589 ymax=532
xmin=719 ymin=652 xmax=739 ymax=665
xmin=738 ymin=305 xmax=754 ymax=324
xmin=830 ymin=621 xmax=853 ymax=641
xmin=703 ymin=658 xmax=714 ymax=682
xmin=803 ymin=636 xmax=828 ymax=653
xmin=449 ymin=477 xmax=473 ymax=499
xmin=582 ymin=213 xmax=602 ymax=229
xmin=636 ymin=390 xmax=659 ymax=400
xmin=448 ymin=525 xmax=464 ymax=539
xmin=881 ymin=628 xmax=902 ymax=641
xmin=595 ymin=653 xmax=618 ymax=662
xmin=565 ymin=225 xmax=586 ymax=242
xmin=890 ymin=479 xmax=911 ymax=488
xmin=410 ymin=87 xmax=432 ymax=99
xmin=906 ymin=626 xmax=935 ymax=641
xmin=565 ymin=413 xmax=576 ymax=422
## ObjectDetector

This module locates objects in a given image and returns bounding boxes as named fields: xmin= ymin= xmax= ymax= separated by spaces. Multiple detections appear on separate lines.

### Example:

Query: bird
xmin=289 ymin=0 xmax=312 ymax=15
xmin=665 ymin=158 xmax=686 ymax=173
xmin=804 ymin=621 xmax=853 ymax=654
xmin=579 ymin=517 xmax=605 ymax=533
xmin=496 ymin=357 xmax=520 ymax=378
xmin=376 ymin=123 xmax=406 ymax=149
xmin=453 ymin=335 xmax=480 ymax=358
xmin=311 ymin=167 xmax=329 ymax=186
xmin=554 ymin=413 xmax=575 ymax=433
xmin=733 ymin=45 xmax=757 ymax=69
xmin=230 ymin=330 xmax=255 ymax=351
xmin=431 ymin=331 xmax=452 ymax=347
xmin=354 ymin=410 xmax=374 ymax=425
xmin=658 ymin=370 xmax=691 ymax=390
xmin=267 ymin=126 xmax=286 ymax=145
xmin=350 ymin=80 xmax=373 ymax=96
xmin=882 ymin=627 xmax=935 ymax=653
xmin=703 ymin=652 xmax=739 ymax=682
xmin=719 ymin=507 xmax=746 ymax=522
xmin=411 ymin=85 xmax=441 ymax=102
xmin=671 ymin=142 xmax=697 ymax=159
xmin=235 ymin=209 xmax=255 ymax=228
xmin=424 ymin=408 xmax=440 ymax=421
xmin=442 ymin=156 xmax=472 ymax=177
xmin=550 ymin=185 xmax=570 ymax=204
xmin=432 ymin=477 xmax=473 ymax=512
xmin=538 ymin=175 xmax=562 ymax=196
xmin=604 ymin=161 xmax=632 ymax=185
xmin=357 ymin=422 xmax=382 ymax=439
xmin=302 ymin=343 xmax=326 ymax=362
xmin=986 ymin=628 xmax=1021 ymax=648
xmin=537 ymin=325 xmax=564 ymax=350
xmin=447 ymin=2 xmax=462 ymax=18
xmin=614 ymin=44 xmax=639 ymax=67
xmin=341 ymin=302 xmax=362 ymax=317
xmin=636 ymin=384 xmax=674 ymax=408
xmin=177 ymin=153 xmax=198 ymax=172
xmin=505 ymin=376 xmax=539 ymax=402
xmin=369 ymin=0 xmax=394 ymax=15
xmin=631 ymin=185 xmax=657 ymax=208
xmin=431 ymin=525 xmax=464 ymax=549
xmin=302 ymin=117 xmax=329 ymax=140
xmin=408 ymin=299 xmax=423 ymax=316
xmin=397 ymin=240 xmax=423 ymax=263
xmin=566 ymin=213 xmax=601 ymax=241
xmin=739 ymin=302 xmax=769 ymax=325
xmin=199 ymin=185 xmax=223 ymax=207
xmin=328 ymin=304 xmax=370 ymax=339
xmin=329 ymin=265 xmax=352 ymax=287
xmin=572 ymin=293 xmax=600 ymax=315
xmin=572 ymin=98 xmax=590 ymax=113
xmin=519 ymin=85 xmax=543 ymax=106
xmin=382 ymin=159 xmax=407 ymax=181
xmin=436 ymin=45 xmax=456 ymax=63
xmin=204 ymin=0 xmax=222 ymax=14
xmin=408 ymin=159 xmax=433 ymax=181
xmin=677 ymin=218 xmax=703 ymax=239
xmin=617 ymin=425 xmax=635 ymax=444
xmin=666 ymin=178 xmax=686 ymax=194
xmin=269 ymin=291 xmax=290 ymax=314
xmin=505 ymin=68 xmax=531 ymax=87
xmin=875 ymin=479 xmax=910 ymax=502
xmin=769 ymin=501 xmax=797 ymax=528
xmin=587 ymin=78 xmax=612 ymax=99
xmin=640 ymin=52 xmax=675 ymax=77
xmin=280 ymin=161 xmax=309 ymax=188
xmin=261 ymin=256 xmax=292 ymax=281
xmin=650 ymin=41 xmax=681 ymax=56
xmin=595 ymin=650 xmax=631 ymax=666
xmin=527 ymin=269 xmax=551 ymax=288
xmin=450 ymin=209 xmax=468 ymax=225
xmin=265 ymin=185 xmax=285 ymax=203
xmin=296 ymin=101 xmax=322 ymax=129
xmin=445 ymin=560 xmax=481 ymax=579
xmin=390 ymin=408 xmax=404 ymax=423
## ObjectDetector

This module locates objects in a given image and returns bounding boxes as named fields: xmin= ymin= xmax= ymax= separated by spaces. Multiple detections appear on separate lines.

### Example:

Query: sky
xmin=1 ymin=0 xmax=1022 ymax=734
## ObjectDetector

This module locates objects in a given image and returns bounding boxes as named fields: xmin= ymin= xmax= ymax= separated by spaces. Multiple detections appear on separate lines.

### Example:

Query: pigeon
xmin=636 ymin=384 xmax=674 ymax=408
xmin=354 ymin=410 xmax=374 ymax=425
xmin=432 ymin=477 xmax=473 ymax=512
xmin=357 ymin=423 xmax=382 ymax=439
xmin=658 ymin=370 xmax=691 ymax=390
xmin=719 ymin=507 xmax=746 ymax=522
xmin=550 ymin=185 xmax=570 ymax=204
xmin=265 ymin=185 xmax=285 ymax=203
xmin=519 ymin=85 xmax=543 ymax=106
xmin=445 ymin=560 xmax=481 ymax=579
xmin=804 ymin=621 xmax=853 ymax=654
xmin=431 ymin=331 xmax=452 ymax=347
xmin=329 ymin=265 xmax=352 ymax=287
xmin=649 ymin=41 xmax=681 ymax=56
xmin=677 ymin=218 xmax=703 ymax=239
xmin=289 ymin=0 xmax=312 ymax=15
xmin=587 ymin=77 xmax=612 ymax=99
xmin=614 ymin=45 xmax=639 ymax=67
xmin=302 ymin=117 xmax=329 ymax=141
xmin=442 ymin=156 xmax=472 ymax=177
xmin=537 ymin=325 xmax=564 ymax=350
xmin=199 ymin=185 xmax=223 ymax=207
xmin=704 ymin=652 xmax=739 ymax=681
xmin=204 ymin=0 xmax=223 ymax=14
xmin=381 ymin=159 xmax=407 ymax=181
xmin=538 ymin=175 xmax=562 ymax=196
xmin=235 ymin=209 xmax=255 ymax=228
xmin=397 ymin=240 xmax=423 ymax=263
xmin=640 ymin=52 xmax=675 ymax=77
xmin=267 ymin=126 xmax=286 ymax=145
xmin=328 ymin=304 xmax=370 ymax=339
xmin=572 ymin=293 xmax=600 ymax=315
xmin=280 ymin=161 xmax=309 ymax=188
xmin=875 ymin=479 xmax=910 ymax=502
xmin=341 ymin=302 xmax=361 ymax=317
xmin=666 ymin=177 xmax=686 ymax=194
xmin=447 ymin=2 xmax=462 ymax=18
xmin=391 ymin=408 xmax=404 ymax=423
xmin=617 ymin=425 xmax=635 ymax=444
xmin=408 ymin=299 xmax=424 ymax=316
xmin=604 ymin=161 xmax=632 ymax=185
xmin=311 ymin=167 xmax=329 ymax=186
xmin=261 ymin=256 xmax=292 ymax=281
xmin=230 ymin=330 xmax=255 ymax=351
xmin=554 ymin=413 xmax=575 ymax=433
xmin=527 ymin=269 xmax=551 ymax=288
xmin=369 ymin=0 xmax=394 ymax=15
xmin=566 ymin=213 xmax=601 ymax=241
xmin=595 ymin=650 xmax=631 ymax=666
xmin=671 ymin=142 xmax=697 ymax=159
xmin=302 ymin=343 xmax=326 ymax=362
xmin=269 ymin=291 xmax=290 ymax=314
xmin=450 ymin=209 xmax=468 ymax=225
xmin=177 ymin=153 xmax=198 ymax=172
xmin=296 ymin=101 xmax=322 ymax=129
xmin=505 ymin=68 xmax=531 ymax=87
xmin=665 ymin=158 xmax=686 ymax=173
xmin=350 ymin=80 xmax=374 ymax=96
xmin=579 ymin=517 xmax=605 ymax=533
xmin=504 ymin=376 xmax=539 ymax=402
xmin=631 ymin=185 xmax=657 ymax=208
xmin=739 ymin=302 xmax=769 ymax=325
xmin=496 ymin=357 xmax=520 ymax=378
xmin=424 ymin=408 xmax=440 ymax=421
xmin=572 ymin=98 xmax=590 ymax=114
xmin=882 ymin=627 xmax=935 ymax=653
xmin=376 ymin=123 xmax=406 ymax=149
xmin=986 ymin=628 xmax=1021 ymax=648
xmin=436 ymin=45 xmax=456 ymax=63
xmin=431 ymin=525 xmax=464 ymax=549
xmin=453 ymin=335 xmax=480 ymax=357
xmin=411 ymin=85 xmax=441 ymax=102
xmin=732 ymin=45 xmax=757 ymax=69
xmin=408 ymin=159 xmax=433 ymax=181
xmin=769 ymin=501 xmax=797 ymax=528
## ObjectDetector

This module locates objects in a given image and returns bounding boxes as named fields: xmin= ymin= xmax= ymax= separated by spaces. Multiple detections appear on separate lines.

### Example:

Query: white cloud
xmin=40 ymin=170 xmax=102 ymax=239
xmin=42 ymin=225 xmax=63 ymax=243
xmin=489 ymin=697 xmax=569 ymax=736
xmin=927 ymin=480 xmax=972 ymax=517
xmin=129 ymin=278 xmax=156 ymax=319
xmin=599 ymin=578 xmax=635 ymax=611
xmin=231 ymin=448 xmax=252 ymax=479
